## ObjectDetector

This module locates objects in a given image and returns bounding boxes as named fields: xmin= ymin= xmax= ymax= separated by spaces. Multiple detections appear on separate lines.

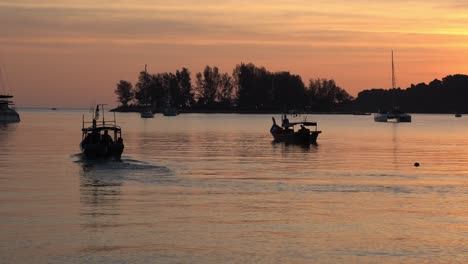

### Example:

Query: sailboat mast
xmin=391 ymin=50 xmax=396 ymax=90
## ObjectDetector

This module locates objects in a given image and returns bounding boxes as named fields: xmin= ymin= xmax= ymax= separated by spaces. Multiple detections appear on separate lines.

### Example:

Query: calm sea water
xmin=1 ymin=110 xmax=467 ymax=263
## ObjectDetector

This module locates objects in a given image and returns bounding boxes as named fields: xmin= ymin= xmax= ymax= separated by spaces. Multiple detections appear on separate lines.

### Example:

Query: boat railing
xmin=82 ymin=105 xmax=119 ymax=130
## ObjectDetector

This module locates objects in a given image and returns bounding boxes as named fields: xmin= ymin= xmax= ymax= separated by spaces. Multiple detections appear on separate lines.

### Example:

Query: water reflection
xmin=392 ymin=124 xmax=399 ymax=169
xmin=78 ymin=159 xmax=123 ymax=221
xmin=0 ymin=123 xmax=18 ymax=169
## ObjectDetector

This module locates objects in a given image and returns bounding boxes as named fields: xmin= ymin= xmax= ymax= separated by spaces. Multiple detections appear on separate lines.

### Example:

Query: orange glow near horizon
xmin=0 ymin=0 xmax=467 ymax=107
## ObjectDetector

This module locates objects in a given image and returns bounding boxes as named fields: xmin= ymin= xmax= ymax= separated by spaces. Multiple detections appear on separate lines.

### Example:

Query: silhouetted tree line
xmin=114 ymin=63 xmax=352 ymax=113
xmin=354 ymin=74 xmax=468 ymax=113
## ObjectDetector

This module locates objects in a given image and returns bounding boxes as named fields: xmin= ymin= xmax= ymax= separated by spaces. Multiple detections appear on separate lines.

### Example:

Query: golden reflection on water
xmin=1 ymin=111 xmax=468 ymax=263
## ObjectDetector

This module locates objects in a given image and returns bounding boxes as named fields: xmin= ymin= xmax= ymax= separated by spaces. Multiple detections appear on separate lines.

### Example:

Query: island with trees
xmin=113 ymin=63 xmax=468 ymax=114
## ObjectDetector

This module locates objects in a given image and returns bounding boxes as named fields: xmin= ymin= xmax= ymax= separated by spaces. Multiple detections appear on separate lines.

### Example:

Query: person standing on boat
xmin=282 ymin=115 xmax=289 ymax=128
xmin=101 ymin=130 xmax=113 ymax=146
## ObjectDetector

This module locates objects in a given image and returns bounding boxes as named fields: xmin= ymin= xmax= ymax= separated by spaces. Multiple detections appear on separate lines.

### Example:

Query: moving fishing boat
xmin=81 ymin=104 xmax=124 ymax=160
xmin=270 ymin=114 xmax=321 ymax=145
xmin=0 ymin=95 xmax=20 ymax=123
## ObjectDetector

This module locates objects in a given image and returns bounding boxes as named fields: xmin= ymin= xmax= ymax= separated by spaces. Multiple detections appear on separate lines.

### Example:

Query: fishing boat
xmin=0 ymin=95 xmax=20 ymax=123
xmin=80 ymin=104 xmax=124 ymax=160
xmin=374 ymin=51 xmax=411 ymax=123
xmin=270 ymin=114 xmax=321 ymax=145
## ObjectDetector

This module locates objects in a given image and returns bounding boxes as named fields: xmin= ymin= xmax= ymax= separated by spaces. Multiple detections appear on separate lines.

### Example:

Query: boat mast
xmin=391 ymin=50 xmax=396 ymax=90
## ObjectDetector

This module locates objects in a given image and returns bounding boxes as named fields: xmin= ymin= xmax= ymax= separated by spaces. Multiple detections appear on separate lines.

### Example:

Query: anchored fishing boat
xmin=80 ymin=104 xmax=124 ymax=160
xmin=270 ymin=114 xmax=321 ymax=145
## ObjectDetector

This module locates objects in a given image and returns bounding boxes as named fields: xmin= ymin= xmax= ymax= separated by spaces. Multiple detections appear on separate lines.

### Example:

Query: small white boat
xmin=0 ymin=95 xmax=20 ymax=123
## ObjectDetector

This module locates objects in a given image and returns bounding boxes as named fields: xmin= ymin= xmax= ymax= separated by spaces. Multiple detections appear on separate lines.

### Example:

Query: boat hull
xmin=374 ymin=113 xmax=411 ymax=122
xmin=140 ymin=112 xmax=154 ymax=118
xmin=80 ymin=142 xmax=124 ymax=160
xmin=0 ymin=109 xmax=20 ymax=123
xmin=163 ymin=108 xmax=178 ymax=116
xmin=271 ymin=129 xmax=321 ymax=145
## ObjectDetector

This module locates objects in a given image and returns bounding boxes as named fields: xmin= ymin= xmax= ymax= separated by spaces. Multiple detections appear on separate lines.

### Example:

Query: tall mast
xmin=391 ymin=50 xmax=396 ymax=89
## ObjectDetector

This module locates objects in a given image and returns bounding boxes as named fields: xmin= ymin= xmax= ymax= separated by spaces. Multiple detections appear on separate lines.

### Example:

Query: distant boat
xmin=0 ymin=67 xmax=20 ymax=123
xmin=162 ymin=95 xmax=179 ymax=116
xmin=80 ymin=104 xmax=124 ymax=160
xmin=140 ymin=64 xmax=155 ymax=118
xmin=270 ymin=114 xmax=321 ymax=145
xmin=374 ymin=51 xmax=411 ymax=123
xmin=352 ymin=111 xmax=371 ymax=115
xmin=374 ymin=107 xmax=412 ymax=122
xmin=51 ymin=108 xmax=57 ymax=110
xmin=0 ymin=95 xmax=20 ymax=123
xmin=163 ymin=103 xmax=178 ymax=116
xmin=455 ymin=113 xmax=462 ymax=117
xmin=140 ymin=109 xmax=154 ymax=118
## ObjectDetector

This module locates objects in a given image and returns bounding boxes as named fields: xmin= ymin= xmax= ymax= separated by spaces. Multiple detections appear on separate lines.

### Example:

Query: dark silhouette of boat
xmin=80 ymin=104 xmax=124 ymax=160
xmin=0 ymin=95 xmax=20 ymax=123
xmin=140 ymin=109 xmax=154 ymax=118
xmin=270 ymin=114 xmax=321 ymax=145
xmin=163 ymin=105 xmax=178 ymax=116
xmin=352 ymin=111 xmax=371 ymax=115
xmin=455 ymin=112 xmax=462 ymax=118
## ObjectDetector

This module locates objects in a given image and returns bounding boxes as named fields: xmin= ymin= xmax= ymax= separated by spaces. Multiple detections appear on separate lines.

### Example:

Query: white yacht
xmin=374 ymin=108 xmax=411 ymax=122
xmin=374 ymin=51 xmax=411 ymax=123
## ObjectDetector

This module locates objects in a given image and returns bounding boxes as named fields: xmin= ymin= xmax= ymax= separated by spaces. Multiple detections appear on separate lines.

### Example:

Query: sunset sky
xmin=1 ymin=0 xmax=467 ymax=108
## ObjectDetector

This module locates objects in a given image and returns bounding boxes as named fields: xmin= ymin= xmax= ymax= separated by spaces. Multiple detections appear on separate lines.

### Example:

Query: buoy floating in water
xmin=414 ymin=162 xmax=420 ymax=167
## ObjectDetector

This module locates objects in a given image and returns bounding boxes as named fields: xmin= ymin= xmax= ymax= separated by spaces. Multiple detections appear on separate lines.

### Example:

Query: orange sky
xmin=1 ymin=0 xmax=467 ymax=108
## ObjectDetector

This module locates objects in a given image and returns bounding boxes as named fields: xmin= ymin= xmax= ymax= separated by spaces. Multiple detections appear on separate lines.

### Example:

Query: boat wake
xmin=73 ymin=154 xmax=173 ymax=185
